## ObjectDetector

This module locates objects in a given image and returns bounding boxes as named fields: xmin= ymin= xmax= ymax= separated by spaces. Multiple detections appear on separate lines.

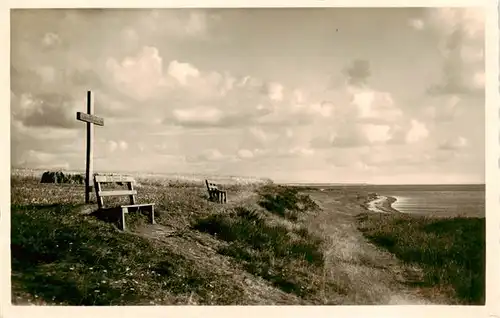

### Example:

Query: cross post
xmin=76 ymin=91 xmax=104 ymax=204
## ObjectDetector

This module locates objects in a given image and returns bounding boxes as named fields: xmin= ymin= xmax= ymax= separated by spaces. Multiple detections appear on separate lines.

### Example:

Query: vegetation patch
xmin=357 ymin=212 xmax=485 ymax=305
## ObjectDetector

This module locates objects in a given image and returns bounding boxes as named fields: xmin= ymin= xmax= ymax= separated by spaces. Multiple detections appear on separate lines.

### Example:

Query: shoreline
xmin=366 ymin=194 xmax=401 ymax=214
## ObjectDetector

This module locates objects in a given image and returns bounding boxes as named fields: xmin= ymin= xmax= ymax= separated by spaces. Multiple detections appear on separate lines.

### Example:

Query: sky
xmin=10 ymin=8 xmax=485 ymax=184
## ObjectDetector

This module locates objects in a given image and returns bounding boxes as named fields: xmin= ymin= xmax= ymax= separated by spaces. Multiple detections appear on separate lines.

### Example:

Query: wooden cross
xmin=76 ymin=91 xmax=104 ymax=204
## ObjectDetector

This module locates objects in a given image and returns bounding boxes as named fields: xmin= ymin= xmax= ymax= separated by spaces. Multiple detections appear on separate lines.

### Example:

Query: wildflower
xmin=103 ymin=270 xmax=107 ymax=273
xmin=89 ymin=267 xmax=93 ymax=270
xmin=70 ymin=267 xmax=74 ymax=271
xmin=101 ymin=280 xmax=106 ymax=284
xmin=94 ymin=290 xmax=100 ymax=293
xmin=126 ymin=267 xmax=130 ymax=271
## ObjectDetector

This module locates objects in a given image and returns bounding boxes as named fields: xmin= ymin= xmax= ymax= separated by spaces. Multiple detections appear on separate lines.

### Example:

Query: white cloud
xmin=108 ymin=140 xmax=118 ymax=152
xmin=409 ymin=19 xmax=424 ymax=30
xmin=237 ymin=149 xmax=254 ymax=159
xmin=350 ymin=88 xmax=402 ymax=123
xmin=362 ymin=124 xmax=392 ymax=144
xmin=184 ymin=12 xmax=208 ymax=36
xmin=106 ymin=46 xmax=167 ymax=100
xmin=199 ymin=149 xmax=225 ymax=161
xmin=167 ymin=60 xmax=200 ymax=85
xmin=423 ymin=95 xmax=461 ymax=121
xmin=172 ymin=107 xmax=223 ymax=126
xmin=42 ymin=32 xmax=61 ymax=47
xmin=249 ymin=127 xmax=269 ymax=143
xmin=439 ymin=136 xmax=468 ymax=150
xmin=119 ymin=141 xmax=128 ymax=150
xmin=266 ymin=82 xmax=284 ymax=101
xmin=36 ymin=66 xmax=56 ymax=83
xmin=289 ymin=147 xmax=315 ymax=156
xmin=424 ymin=8 xmax=484 ymax=95
xmin=405 ymin=119 xmax=429 ymax=143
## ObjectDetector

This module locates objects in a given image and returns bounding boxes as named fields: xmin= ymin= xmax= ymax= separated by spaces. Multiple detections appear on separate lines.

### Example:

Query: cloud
xmin=11 ymin=92 xmax=80 ymax=129
xmin=237 ymin=149 xmax=254 ymax=159
xmin=184 ymin=12 xmax=208 ymax=36
xmin=249 ymin=127 xmax=270 ymax=143
xmin=42 ymin=32 xmax=61 ymax=48
xmin=288 ymin=147 xmax=315 ymax=156
xmin=424 ymin=8 xmax=484 ymax=95
xmin=409 ymin=18 xmax=424 ymax=30
xmin=119 ymin=141 xmax=128 ymax=150
xmin=171 ymin=107 xmax=224 ymax=127
xmin=349 ymin=87 xmax=402 ymax=123
xmin=167 ymin=60 xmax=201 ymax=85
xmin=343 ymin=59 xmax=371 ymax=87
xmin=439 ymin=136 xmax=468 ymax=150
xmin=423 ymin=95 xmax=461 ymax=121
xmin=106 ymin=46 xmax=168 ymax=101
xmin=190 ymin=148 xmax=228 ymax=162
xmin=363 ymin=124 xmax=392 ymax=144
xmin=107 ymin=140 xmax=129 ymax=152
xmin=405 ymin=119 xmax=429 ymax=143
xmin=108 ymin=140 xmax=118 ymax=152
xmin=265 ymin=82 xmax=284 ymax=101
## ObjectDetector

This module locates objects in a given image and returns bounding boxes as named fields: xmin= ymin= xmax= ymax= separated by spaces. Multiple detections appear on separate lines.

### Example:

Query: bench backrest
xmin=205 ymin=180 xmax=220 ymax=191
xmin=94 ymin=174 xmax=137 ymax=209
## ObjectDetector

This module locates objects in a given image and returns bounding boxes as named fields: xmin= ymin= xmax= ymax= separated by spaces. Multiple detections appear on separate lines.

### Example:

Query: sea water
xmin=292 ymin=184 xmax=485 ymax=217
xmin=370 ymin=184 xmax=485 ymax=217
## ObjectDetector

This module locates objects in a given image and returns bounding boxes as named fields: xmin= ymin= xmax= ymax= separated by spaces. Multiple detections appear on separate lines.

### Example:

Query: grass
xmin=11 ymin=203 xmax=245 ymax=305
xmin=357 ymin=212 xmax=485 ymax=305
xmin=11 ymin=172 xmax=485 ymax=305
xmin=10 ymin=175 xmax=328 ymax=305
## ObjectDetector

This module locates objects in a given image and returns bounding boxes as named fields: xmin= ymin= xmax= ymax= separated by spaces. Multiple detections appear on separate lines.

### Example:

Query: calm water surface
xmin=293 ymin=184 xmax=485 ymax=217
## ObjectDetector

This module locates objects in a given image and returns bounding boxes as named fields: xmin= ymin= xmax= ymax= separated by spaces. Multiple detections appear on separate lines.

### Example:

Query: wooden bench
xmin=94 ymin=174 xmax=155 ymax=231
xmin=205 ymin=180 xmax=227 ymax=204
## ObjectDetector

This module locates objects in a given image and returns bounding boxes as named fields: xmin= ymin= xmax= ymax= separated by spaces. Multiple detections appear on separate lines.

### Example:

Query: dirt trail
xmin=305 ymin=191 xmax=440 ymax=305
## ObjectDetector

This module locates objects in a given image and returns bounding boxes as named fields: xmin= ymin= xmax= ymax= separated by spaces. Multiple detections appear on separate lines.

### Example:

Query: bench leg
xmin=120 ymin=207 xmax=128 ymax=231
xmin=223 ymin=192 xmax=227 ymax=203
xmin=150 ymin=205 xmax=156 ymax=225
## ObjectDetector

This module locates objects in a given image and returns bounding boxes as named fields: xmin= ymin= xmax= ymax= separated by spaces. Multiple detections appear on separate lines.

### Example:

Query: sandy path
xmin=304 ymin=191 xmax=439 ymax=305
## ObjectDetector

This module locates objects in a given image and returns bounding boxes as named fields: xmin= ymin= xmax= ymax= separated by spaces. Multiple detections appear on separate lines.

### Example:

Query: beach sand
xmin=366 ymin=195 xmax=400 ymax=214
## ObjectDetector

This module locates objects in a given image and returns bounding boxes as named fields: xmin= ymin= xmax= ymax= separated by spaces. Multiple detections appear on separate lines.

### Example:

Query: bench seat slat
xmin=121 ymin=203 xmax=155 ymax=208
xmin=98 ymin=190 xmax=137 ymax=197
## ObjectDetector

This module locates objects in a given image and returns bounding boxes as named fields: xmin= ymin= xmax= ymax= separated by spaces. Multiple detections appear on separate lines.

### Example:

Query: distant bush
xmin=40 ymin=171 xmax=84 ymax=184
